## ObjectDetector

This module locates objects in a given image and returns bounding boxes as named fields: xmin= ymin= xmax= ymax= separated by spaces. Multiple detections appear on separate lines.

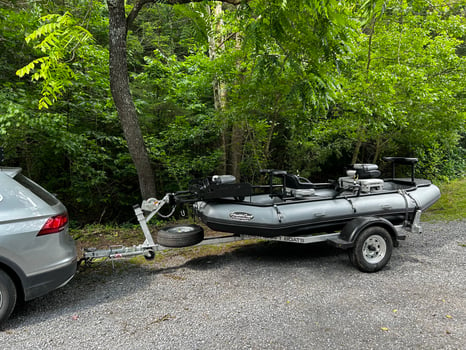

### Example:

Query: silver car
xmin=0 ymin=167 xmax=77 ymax=325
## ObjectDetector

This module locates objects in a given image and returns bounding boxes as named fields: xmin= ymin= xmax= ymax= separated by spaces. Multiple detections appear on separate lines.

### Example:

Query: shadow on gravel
xmin=153 ymin=240 xmax=350 ymax=274
xmin=2 ymin=240 xmax=351 ymax=330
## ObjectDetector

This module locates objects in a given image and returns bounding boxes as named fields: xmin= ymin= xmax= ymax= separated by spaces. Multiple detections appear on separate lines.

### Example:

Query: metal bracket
xmin=273 ymin=204 xmax=283 ymax=223
xmin=409 ymin=210 xmax=423 ymax=234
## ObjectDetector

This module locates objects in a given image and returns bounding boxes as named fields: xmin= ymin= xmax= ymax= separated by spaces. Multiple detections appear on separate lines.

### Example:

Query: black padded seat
xmin=352 ymin=164 xmax=381 ymax=179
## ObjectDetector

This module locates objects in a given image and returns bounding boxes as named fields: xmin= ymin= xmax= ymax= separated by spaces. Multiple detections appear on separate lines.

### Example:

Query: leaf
xmin=17 ymin=11 xmax=96 ymax=109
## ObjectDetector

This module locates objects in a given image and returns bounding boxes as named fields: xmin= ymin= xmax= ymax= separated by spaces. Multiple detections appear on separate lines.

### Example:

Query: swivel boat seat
xmin=339 ymin=164 xmax=384 ymax=194
xmin=284 ymin=174 xmax=316 ymax=198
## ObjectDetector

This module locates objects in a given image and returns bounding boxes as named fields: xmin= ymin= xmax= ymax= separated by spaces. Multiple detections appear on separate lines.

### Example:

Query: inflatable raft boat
xmin=177 ymin=157 xmax=440 ymax=238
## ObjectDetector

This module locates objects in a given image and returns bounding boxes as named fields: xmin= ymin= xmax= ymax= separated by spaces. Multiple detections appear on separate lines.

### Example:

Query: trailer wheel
xmin=349 ymin=226 xmax=393 ymax=272
xmin=0 ymin=269 xmax=17 ymax=325
xmin=157 ymin=225 xmax=204 ymax=248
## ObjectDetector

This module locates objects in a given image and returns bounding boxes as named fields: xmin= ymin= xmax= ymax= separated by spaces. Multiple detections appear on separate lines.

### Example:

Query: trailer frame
xmin=80 ymin=193 xmax=423 ymax=272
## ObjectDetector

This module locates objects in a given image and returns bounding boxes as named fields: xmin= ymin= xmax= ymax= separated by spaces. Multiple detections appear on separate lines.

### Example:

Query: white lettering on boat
xmin=229 ymin=212 xmax=254 ymax=221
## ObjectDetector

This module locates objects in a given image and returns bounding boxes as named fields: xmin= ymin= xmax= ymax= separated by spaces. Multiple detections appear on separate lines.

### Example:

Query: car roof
xmin=0 ymin=167 xmax=22 ymax=178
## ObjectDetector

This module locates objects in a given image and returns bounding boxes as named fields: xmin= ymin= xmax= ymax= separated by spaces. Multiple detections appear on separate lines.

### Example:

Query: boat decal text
xmin=229 ymin=212 xmax=254 ymax=221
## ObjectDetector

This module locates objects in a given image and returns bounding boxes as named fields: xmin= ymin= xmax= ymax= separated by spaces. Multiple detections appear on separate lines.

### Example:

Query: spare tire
xmin=157 ymin=224 xmax=204 ymax=248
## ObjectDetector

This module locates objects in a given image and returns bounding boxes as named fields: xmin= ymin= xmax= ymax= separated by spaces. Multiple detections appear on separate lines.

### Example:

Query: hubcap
xmin=362 ymin=234 xmax=387 ymax=264
xmin=171 ymin=226 xmax=194 ymax=233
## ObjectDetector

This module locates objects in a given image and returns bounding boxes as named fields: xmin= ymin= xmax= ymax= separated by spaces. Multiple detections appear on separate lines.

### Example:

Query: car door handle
xmin=314 ymin=212 xmax=326 ymax=217
xmin=381 ymin=204 xmax=392 ymax=210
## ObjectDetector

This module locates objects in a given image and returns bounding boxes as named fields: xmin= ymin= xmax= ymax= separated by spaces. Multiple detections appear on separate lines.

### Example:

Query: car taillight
xmin=37 ymin=214 xmax=69 ymax=236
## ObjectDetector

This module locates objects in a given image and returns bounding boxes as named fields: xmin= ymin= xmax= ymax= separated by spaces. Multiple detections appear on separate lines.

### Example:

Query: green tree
xmin=17 ymin=0 xmax=359 ymax=199
xmin=319 ymin=0 xmax=466 ymax=178
xmin=2 ymin=2 xmax=144 ymax=222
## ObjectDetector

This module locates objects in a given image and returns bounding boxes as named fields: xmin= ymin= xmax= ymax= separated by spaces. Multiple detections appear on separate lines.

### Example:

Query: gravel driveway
xmin=1 ymin=220 xmax=465 ymax=349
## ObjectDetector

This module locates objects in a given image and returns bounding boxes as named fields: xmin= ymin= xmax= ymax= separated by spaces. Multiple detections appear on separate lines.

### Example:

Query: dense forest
xmin=1 ymin=0 xmax=465 ymax=224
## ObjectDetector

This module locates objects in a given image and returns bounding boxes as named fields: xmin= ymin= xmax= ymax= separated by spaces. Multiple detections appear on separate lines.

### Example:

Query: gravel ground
xmin=1 ymin=220 xmax=465 ymax=349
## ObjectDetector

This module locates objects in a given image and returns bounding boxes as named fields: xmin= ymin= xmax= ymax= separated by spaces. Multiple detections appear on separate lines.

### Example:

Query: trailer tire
xmin=0 ymin=269 xmax=17 ymax=326
xmin=157 ymin=225 xmax=204 ymax=248
xmin=349 ymin=226 xmax=393 ymax=273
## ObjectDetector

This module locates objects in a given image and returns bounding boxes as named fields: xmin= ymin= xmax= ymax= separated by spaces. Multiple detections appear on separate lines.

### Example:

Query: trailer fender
xmin=328 ymin=216 xmax=400 ymax=249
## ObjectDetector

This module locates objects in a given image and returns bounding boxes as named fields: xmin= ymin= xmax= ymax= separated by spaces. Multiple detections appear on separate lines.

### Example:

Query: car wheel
xmin=0 ymin=269 xmax=17 ymax=325
xmin=349 ymin=226 xmax=393 ymax=273
xmin=157 ymin=224 xmax=204 ymax=248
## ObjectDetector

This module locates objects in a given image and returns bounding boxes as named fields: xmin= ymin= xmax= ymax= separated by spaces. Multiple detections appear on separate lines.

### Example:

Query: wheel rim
xmin=362 ymin=234 xmax=387 ymax=264
xmin=169 ymin=226 xmax=195 ymax=233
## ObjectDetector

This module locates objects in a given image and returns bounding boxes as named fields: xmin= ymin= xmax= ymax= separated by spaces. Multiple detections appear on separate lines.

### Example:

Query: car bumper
xmin=23 ymin=257 xmax=77 ymax=301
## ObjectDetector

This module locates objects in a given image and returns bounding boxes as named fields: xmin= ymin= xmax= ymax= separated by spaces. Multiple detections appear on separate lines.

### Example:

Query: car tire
xmin=349 ymin=226 xmax=393 ymax=273
xmin=157 ymin=224 xmax=204 ymax=248
xmin=0 ymin=269 xmax=17 ymax=326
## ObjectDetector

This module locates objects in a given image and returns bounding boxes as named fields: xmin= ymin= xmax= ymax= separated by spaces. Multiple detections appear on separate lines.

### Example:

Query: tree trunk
xmin=107 ymin=0 xmax=156 ymax=199
xmin=208 ymin=3 xmax=231 ymax=174
xmin=373 ymin=137 xmax=382 ymax=164
xmin=352 ymin=139 xmax=362 ymax=165
xmin=229 ymin=123 xmax=243 ymax=180
xmin=210 ymin=4 xmax=227 ymax=111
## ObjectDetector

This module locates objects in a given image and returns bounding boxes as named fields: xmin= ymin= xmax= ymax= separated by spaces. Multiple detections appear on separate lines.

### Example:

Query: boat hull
xmin=194 ymin=181 xmax=440 ymax=237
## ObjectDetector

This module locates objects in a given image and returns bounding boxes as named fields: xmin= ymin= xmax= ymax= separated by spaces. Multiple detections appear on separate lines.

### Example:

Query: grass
xmin=423 ymin=178 xmax=466 ymax=222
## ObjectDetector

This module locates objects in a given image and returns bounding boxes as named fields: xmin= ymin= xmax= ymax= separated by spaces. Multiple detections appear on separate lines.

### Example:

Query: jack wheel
xmin=144 ymin=250 xmax=156 ymax=260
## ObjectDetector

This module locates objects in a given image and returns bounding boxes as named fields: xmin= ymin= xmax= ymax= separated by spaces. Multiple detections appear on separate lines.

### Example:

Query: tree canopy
xmin=1 ymin=0 xmax=464 ymax=223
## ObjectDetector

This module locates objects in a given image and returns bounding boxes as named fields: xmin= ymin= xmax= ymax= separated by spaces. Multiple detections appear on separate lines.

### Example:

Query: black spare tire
xmin=157 ymin=224 xmax=204 ymax=247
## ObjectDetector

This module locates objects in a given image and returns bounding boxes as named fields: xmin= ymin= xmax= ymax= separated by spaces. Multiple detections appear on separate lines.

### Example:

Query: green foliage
xmin=1 ymin=2 xmax=142 ymax=223
xmin=2 ymin=0 xmax=465 ymax=225
xmin=313 ymin=0 xmax=466 ymax=179
xmin=238 ymin=0 xmax=357 ymax=110
xmin=16 ymin=11 xmax=95 ymax=109
xmin=133 ymin=47 xmax=223 ymax=189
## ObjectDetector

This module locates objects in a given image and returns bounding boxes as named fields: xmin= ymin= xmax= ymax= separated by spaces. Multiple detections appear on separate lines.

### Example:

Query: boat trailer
xmin=80 ymin=192 xmax=425 ymax=272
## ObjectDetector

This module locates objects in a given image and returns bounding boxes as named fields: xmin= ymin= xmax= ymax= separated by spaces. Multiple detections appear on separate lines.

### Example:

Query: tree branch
xmin=127 ymin=0 xmax=154 ymax=29
xmin=127 ymin=0 xmax=248 ymax=28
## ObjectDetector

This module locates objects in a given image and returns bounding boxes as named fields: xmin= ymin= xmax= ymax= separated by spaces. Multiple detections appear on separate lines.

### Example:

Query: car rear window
xmin=14 ymin=174 xmax=59 ymax=206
